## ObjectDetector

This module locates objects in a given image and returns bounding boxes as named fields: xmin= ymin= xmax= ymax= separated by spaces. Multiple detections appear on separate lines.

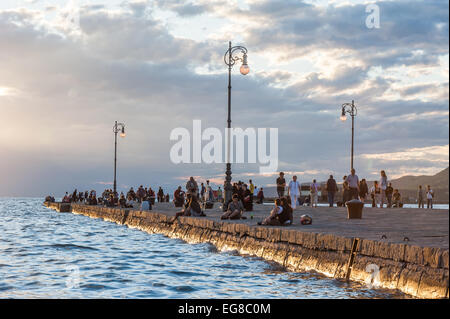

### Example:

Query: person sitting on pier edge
xmin=72 ymin=189 xmax=78 ymax=203
xmin=256 ymin=187 xmax=264 ymax=204
xmin=62 ymin=192 xmax=70 ymax=203
xmin=258 ymin=198 xmax=290 ymax=226
xmin=140 ymin=197 xmax=152 ymax=211
xmin=126 ymin=195 xmax=136 ymax=208
xmin=105 ymin=194 xmax=115 ymax=207
xmin=392 ymin=189 xmax=403 ymax=208
xmin=127 ymin=187 xmax=136 ymax=201
xmin=119 ymin=193 xmax=127 ymax=208
xmin=173 ymin=186 xmax=185 ymax=207
xmin=175 ymin=194 xmax=205 ymax=218
xmin=280 ymin=197 xmax=293 ymax=225
xmin=221 ymin=194 xmax=244 ymax=220
xmin=90 ymin=194 xmax=98 ymax=205
xmin=242 ymin=184 xmax=253 ymax=211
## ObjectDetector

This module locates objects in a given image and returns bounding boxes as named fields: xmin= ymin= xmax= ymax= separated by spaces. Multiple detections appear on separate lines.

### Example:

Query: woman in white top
xmin=288 ymin=176 xmax=301 ymax=209
xmin=379 ymin=170 xmax=388 ymax=208
xmin=426 ymin=185 xmax=434 ymax=209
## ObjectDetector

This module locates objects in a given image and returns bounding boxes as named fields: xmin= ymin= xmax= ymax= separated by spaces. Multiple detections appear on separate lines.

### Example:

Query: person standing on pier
xmin=342 ymin=176 xmax=349 ymax=204
xmin=326 ymin=175 xmax=338 ymax=207
xmin=276 ymin=172 xmax=286 ymax=198
xmin=385 ymin=182 xmax=394 ymax=208
xmin=256 ymin=187 xmax=264 ymax=204
xmin=370 ymin=181 xmax=381 ymax=207
xmin=288 ymin=175 xmax=301 ymax=209
xmin=379 ymin=170 xmax=388 ymax=208
xmin=137 ymin=185 xmax=146 ymax=203
xmin=242 ymin=184 xmax=253 ymax=211
xmin=249 ymin=180 xmax=255 ymax=203
xmin=200 ymin=183 xmax=206 ymax=201
xmin=426 ymin=185 xmax=434 ymax=209
xmin=359 ymin=179 xmax=368 ymax=202
xmin=186 ymin=177 xmax=199 ymax=198
xmin=148 ymin=187 xmax=156 ymax=205
xmin=157 ymin=187 xmax=165 ymax=203
xmin=345 ymin=169 xmax=360 ymax=200
xmin=310 ymin=179 xmax=319 ymax=208
xmin=417 ymin=185 xmax=425 ymax=208
xmin=217 ymin=187 xmax=223 ymax=202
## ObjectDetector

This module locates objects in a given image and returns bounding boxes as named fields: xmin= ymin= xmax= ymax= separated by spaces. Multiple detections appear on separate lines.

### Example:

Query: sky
xmin=0 ymin=0 xmax=448 ymax=197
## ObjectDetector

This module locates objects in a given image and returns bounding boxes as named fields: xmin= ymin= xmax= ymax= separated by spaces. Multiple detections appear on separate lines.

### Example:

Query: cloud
xmin=0 ymin=1 xmax=448 ymax=196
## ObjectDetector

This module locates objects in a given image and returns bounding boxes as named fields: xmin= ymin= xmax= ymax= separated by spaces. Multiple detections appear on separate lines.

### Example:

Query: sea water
xmin=0 ymin=198 xmax=408 ymax=299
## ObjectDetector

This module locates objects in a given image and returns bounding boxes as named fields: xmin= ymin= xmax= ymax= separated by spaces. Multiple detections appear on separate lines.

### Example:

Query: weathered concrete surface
xmin=44 ymin=201 xmax=449 ymax=299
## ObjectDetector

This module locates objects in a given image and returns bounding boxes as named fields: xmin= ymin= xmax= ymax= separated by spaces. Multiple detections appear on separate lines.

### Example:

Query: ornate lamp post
xmin=340 ymin=100 xmax=357 ymax=170
xmin=113 ymin=121 xmax=126 ymax=195
xmin=223 ymin=41 xmax=250 ymax=210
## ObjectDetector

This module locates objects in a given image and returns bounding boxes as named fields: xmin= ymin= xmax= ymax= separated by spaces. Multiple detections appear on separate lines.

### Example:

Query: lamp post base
xmin=223 ymin=163 xmax=232 ymax=211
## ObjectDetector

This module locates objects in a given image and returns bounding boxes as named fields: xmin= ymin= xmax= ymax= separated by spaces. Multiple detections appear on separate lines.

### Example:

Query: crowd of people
xmin=275 ymin=170 xmax=436 ymax=209
xmin=335 ymin=169 xmax=435 ymax=209
xmin=53 ymin=169 xmax=436 ymax=217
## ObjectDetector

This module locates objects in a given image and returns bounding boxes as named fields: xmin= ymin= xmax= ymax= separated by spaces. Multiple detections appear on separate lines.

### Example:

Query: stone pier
xmin=44 ymin=201 xmax=449 ymax=299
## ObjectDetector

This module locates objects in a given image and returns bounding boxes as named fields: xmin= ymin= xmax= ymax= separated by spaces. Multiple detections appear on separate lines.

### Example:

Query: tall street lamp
xmin=223 ymin=41 xmax=250 ymax=210
xmin=340 ymin=100 xmax=357 ymax=170
xmin=113 ymin=121 xmax=126 ymax=195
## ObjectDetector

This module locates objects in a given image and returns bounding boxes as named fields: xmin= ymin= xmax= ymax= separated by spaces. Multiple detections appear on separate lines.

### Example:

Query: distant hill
xmin=391 ymin=167 xmax=449 ymax=190
xmin=391 ymin=167 xmax=449 ymax=203
xmin=261 ymin=168 xmax=449 ymax=203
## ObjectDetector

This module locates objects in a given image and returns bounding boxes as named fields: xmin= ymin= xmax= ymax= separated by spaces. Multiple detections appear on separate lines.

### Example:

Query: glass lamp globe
xmin=340 ymin=115 xmax=347 ymax=122
xmin=240 ymin=64 xmax=250 ymax=75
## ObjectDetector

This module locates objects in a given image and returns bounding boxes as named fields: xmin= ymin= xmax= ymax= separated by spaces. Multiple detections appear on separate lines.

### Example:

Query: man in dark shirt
xmin=385 ymin=183 xmax=394 ymax=208
xmin=276 ymin=172 xmax=286 ymax=198
xmin=326 ymin=175 xmax=338 ymax=207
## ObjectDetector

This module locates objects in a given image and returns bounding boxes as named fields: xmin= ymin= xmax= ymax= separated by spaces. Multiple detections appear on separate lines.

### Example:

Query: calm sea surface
xmin=0 ymin=198 xmax=409 ymax=299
